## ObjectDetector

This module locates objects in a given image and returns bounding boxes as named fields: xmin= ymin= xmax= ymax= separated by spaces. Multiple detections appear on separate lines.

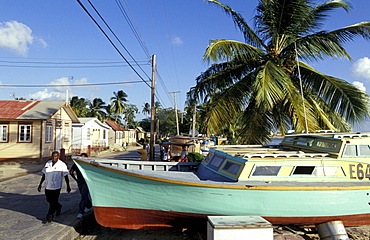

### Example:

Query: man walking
xmin=38 ymin=151 xmax=71 ymax=222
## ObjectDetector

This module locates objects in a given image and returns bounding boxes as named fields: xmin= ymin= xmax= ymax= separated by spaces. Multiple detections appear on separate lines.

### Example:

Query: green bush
xmin=188 ymin=152 xmax=205 ymax=162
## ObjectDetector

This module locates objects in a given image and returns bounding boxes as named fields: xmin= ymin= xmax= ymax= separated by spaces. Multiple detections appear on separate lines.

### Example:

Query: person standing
xmin=179 ymin=146 xmax=188 ymax=162
xmin=138 ymin=144 xmax=148 ymax=161
xmin=38 ymin=151 xmax=71 ymax=222
xmin=70 ymin=153 xmax=92 ymax=219
xmin=163 ymin=147 xmax=172 ymax=161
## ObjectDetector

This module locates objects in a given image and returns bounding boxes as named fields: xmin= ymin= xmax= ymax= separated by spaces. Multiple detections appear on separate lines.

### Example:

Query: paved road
xmin=0 ymin=165 xmax=81 ymax=240
xmin=0 ymin=146 xmax=157 ymax=240
xmin=97 ymin=145 xmax=160 ymax=161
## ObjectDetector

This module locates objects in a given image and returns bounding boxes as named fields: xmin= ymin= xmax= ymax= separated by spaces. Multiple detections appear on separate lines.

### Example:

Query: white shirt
xmin=163 ymin=152 xmax=170 ymax=160
xmin=180 ymin=150 xmax=188 ymax=159
xmin=42 ymin=160 xmax=69 ymax=190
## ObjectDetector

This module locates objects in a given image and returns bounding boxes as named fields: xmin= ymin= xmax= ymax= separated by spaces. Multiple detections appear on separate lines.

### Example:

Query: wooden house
xmin=105 ymin=120 xmax=124 ymax=146
xmin=0 ymin=100 xmax=79 ymax=161
xmin=71 ymin=118 xmax=110 ymax=154
xmin=123 ymin=129 xmax=137 ymax=146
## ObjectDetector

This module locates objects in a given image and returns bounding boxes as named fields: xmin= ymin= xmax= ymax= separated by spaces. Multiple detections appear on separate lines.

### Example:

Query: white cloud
xmin=27 ymin=77 xmax=93 ymax=101
xmin=352 ymin=57 xmax=370 ymax=81
xmin=28 ymin=88 xmax=62 ymax=100
xmin=0 ymin=21 xmax=46 ymax=56
xmin=353 ymin=81 xmax=366 ymax=92
xmin=171 ymin=36 xmax=183 ymax=46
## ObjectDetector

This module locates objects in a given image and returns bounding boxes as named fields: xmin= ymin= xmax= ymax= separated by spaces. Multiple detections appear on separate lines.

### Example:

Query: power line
xmin=0 ymin=57 xmax=150 ymax=68
xmin=116 ymin=0 xmax=151 ymax=58
xmin=86 ymin=0 xmax=152 ymax=81
xmin=76 ymin=0 xmax=151 ymax=88
xmin=0 ymin=80 xmax=144 ymax=88
xmin=0 ymin=64 xmax=148 ymax=69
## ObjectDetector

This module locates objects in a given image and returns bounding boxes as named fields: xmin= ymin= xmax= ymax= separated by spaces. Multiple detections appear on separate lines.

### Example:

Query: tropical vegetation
xmin=188 ymin=0 xmax=370 ymax=144
xmin=69 ymin=90 xmax=136 ymax=128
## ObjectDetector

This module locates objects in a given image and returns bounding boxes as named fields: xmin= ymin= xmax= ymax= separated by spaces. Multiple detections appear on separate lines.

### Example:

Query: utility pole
xmin=192 ymin=100 xmax=197 ymax=137
xmin=149 ymin=55 xmax=156 ymax=161
xmin=169 ymin=91 xmax=180 ymax=135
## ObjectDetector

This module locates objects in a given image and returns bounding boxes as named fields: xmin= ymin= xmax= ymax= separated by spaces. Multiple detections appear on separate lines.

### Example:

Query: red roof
xmin=0 ymin=101 xmax=41 ymax=119
xmin=105 ymin=120 xmax=124 ymax=131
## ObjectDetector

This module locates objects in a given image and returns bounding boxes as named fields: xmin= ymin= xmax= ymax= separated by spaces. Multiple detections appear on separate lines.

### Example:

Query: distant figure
xmin=160 ymin=145 xmax=165 ymax=160
xmin=38 ymin=151 xmax=71 ymax=222
xmin=178 ymin=146 xmax=188 ymax=162
xmin=70 ymin=153 xmax=93 ymax=219
xmin=138 ymin=144 xmax=148 ymax=161
xmin=163 ymin=148 xmax=172 ymax=161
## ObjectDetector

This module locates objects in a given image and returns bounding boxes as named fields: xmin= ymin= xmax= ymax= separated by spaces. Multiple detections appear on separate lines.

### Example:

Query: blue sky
xmin=0 ymin=0 xmax=370 ymax=129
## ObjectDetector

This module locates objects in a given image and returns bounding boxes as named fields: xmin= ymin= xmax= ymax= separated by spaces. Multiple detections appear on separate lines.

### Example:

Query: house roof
xmin=105 ymin=120 xmax=124 ymax=131
xmin=136 ymin=126 xmax=145 ymax=133
xmin=78 ymin=117 xmax=97 ymax=124
xmin=0 ymin=100 xmax=79 ymax=122
xmin=76 ymin=117 xmax=111 ymax=129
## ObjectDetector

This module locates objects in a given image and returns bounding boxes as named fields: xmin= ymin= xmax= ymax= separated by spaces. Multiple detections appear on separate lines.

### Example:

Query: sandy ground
xmin=74 ymin=215 xmax=370 ymax=240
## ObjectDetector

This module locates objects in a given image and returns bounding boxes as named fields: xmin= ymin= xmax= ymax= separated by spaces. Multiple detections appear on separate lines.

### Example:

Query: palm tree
xmin=154 ymin=101 xmax=162 ymax=113
xmin=142 ymin=102 xmax=150 ymax=116
xmin=105 ymin=104 xmax=118 ymax=122
xmin=188 ymin=0 xmax=370 ymax=144
xmin=124 ymin=104 xmax=139 ymax=128
xmin=69 ymin=96 xmax=89 ymax=117
xmin=111 ymin=90 xmax=128 ymax=121
xmin=88 ymin=98 xmax=107 ymax=121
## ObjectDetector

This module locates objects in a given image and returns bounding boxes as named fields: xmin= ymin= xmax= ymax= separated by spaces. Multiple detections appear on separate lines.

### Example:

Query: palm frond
xmin=204 ymin=40 xmax=264 ymax=63
xmin=193 ymin=58 xmax=257 ymax=101
xmin=254 ymin=61 xmax=292 ymax=110
xmin=204 ymin=0 xmax=266 ymax=48
xmin=328 ymin=21 xmax=370 ymax=44
xmin=199 ymin=74 xmax=256 ymax=133
xmin=285 ymin=32 xmax=351 ymax=62
xmin=238 ymin=98 xmax=274 ymax=144
xmin=298 ymin=61 xmax=370 ymax=122
xmin=300 ymin=0 xmax=350 ymax=33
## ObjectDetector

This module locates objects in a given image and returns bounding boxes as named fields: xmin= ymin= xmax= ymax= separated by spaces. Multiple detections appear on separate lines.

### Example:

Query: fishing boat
xmin=73 ymin=132 xmax=370 ymax=230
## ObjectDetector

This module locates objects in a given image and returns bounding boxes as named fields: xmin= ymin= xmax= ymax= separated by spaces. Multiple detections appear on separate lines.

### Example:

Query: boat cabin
xmin=197 ymin=133 xmax=370 ymax=182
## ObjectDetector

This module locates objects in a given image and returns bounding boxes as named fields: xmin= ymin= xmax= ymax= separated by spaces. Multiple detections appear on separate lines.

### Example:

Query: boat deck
xmin=79 ymin=158 xmax=370 ymax=189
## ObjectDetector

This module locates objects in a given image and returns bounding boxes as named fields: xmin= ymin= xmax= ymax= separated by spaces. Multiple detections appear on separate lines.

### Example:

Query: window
xmin=252 ymin=166 xmax=281 ymax=176
xmin=87 ymin=128 xmax=91 ymax=140
xmin=19 ymin=125 xmax=31 ymax=142
xmin=359 ymin=145 xmax=370 ymax=156
xmin=64 ymin=123 xmax=70 ymax=142
xmin=0 ymin=125 xmax=8 ymax=142
xmin=292 ymin=166 xmax=315 ymax=175
xmin=222 ymin=161 xmax=242 ymax=175
xmin=209 ymin=154 xmax=224 ymax=169
xmin=314 ymin=140 xmax=338 ymax=150
xmin=343 ymin=145 xmax=357 ymax=157
xmin=203 ymin=152 xmax=214 ymax=164
xmin=103 ymin=130 xmax=106 ymax=139
xmin=56 ymin=120 xmax=62 ymax=129
xmin=312 ymin=166 xmax=345 ymax=177
xmin=46 ymin=125 xmax=52 ymax=143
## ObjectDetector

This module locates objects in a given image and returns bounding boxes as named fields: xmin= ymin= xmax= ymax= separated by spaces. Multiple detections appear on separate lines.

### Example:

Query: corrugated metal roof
xmin=18 ymin=101 xmax=65 ymax=119
xmin=0 ymin=100 xmax=80 ymax=122
xmin=105 ymin=120 xmax=124 ymax=131
xmin=0 ymin=100 xmax=40 ymax=119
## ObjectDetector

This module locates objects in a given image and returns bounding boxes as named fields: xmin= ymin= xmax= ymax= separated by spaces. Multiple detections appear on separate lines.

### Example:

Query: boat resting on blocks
xmin=73 ymin=132 xmax=370 ymax=229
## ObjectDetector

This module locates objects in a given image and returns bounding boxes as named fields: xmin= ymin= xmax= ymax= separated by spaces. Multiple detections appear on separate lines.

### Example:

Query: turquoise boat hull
xmin=75 ymin=159 xmax=370 ymax=229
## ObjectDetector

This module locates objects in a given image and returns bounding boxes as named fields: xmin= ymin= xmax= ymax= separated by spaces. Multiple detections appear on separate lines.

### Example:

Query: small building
xmin=0 ymin=100 xmax=79 ymax=161
xmin=72 ymin=117 xmax=110 ymax=154
xmin=105 ymin=120 xmax=124 ymax=146
xmin=123 ymin=129 xmax=137 ymax=146
xmin=136 ymin=127 xmax=146 ymax=142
